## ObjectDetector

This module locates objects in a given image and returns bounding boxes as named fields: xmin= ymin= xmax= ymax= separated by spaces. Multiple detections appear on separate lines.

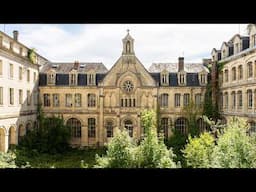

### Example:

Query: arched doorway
xmin=0 ymin=128 xmax=5 ymax=152
xmin=124 ymin=120 xmax=133 ymax=137
xmin=67 ymin=118 xmax=81 ymax=144
xmin=18 ymin=124 xmax=25 ymax=143
xmin=8 ymin=126 xmax=16 ymax=146
xmin=26 ymin=122 xmax=32 ymax=132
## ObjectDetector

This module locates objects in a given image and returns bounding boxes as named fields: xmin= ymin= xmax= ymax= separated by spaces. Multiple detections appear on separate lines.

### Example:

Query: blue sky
xmin=1 ymin=24 xmax=248 ymax=69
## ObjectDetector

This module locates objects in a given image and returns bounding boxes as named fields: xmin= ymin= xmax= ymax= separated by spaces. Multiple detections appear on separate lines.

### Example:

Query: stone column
xmin=4 ymin=134 xmax=9 ymax=152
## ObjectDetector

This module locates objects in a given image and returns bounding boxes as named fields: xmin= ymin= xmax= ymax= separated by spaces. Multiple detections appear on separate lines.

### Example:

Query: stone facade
xmin=39 ymin=32 xmax=209 ymax=147
xmin=211 ymin=24 xmax=256 ymax=131
xmin=0 ymin=31 xmax=48 ymax=152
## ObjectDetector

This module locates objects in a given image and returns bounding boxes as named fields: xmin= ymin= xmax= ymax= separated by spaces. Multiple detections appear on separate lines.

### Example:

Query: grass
xmin=13 ymin=147 xmax=106 ymax=168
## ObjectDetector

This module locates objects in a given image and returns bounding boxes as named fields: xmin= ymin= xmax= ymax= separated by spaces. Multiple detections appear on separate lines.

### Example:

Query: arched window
xmin=224 ymin=69 xmax=229 ymax=82
xmin=88 ymin=94 xmax=96 ymax=107
xmin=224 ymin=92 xmax=228 ymax=109
xmin=88 ymin=118 xmax=96 ymax=138
xmin=26 ymin=122 xmax=32 ymax=132
xmin=238 ymin=65 xmax=243 ymax=80
xmin=232 ymin=67 xmax=236 ymax=81
xmin=247 ymin=62 xmax=253 ymax=78
xmin=67 ymin=118 xmax=81 ymax=138
xmin=124 ymin=120 xmax=133 ymax=137
xmin=247 ymin=89 xmax=253 ymax=109
xmin=47 ymin=72 xmax=55 ymax=85
xmin=9 ymin=126 xmax=16 ymax=145
xmin=197 ymin=118 xmax=210 ymax=133
xmin=126 ymin=41 xmax=131 ymax=53
xmin=175 ymin=118 xmax=188 ymax=134
xmin=106 ymin=121 xmax=113 ymax=138
xmin=160 ymin=118 xmax=168 ymax=138
xmin=160 ymin=93 xmax=168 ymax=108
xmin=219 ymin=92 xmax=223 ymax=109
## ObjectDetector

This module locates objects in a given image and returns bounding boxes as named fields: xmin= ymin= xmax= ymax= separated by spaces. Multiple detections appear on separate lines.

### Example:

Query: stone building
xmin=39 ymin=31 xmax=209 ymax=147
xmin=211 ymin=24 xmax=256 ymax=132
xmin=0 ymin=30 xmax=48 ymax=152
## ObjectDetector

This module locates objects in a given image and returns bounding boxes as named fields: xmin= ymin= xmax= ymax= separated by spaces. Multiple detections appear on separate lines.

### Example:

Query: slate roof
xmin=40 ymin=62 xmax=108 ymax=74
xmin=148 ymin=63 xmax=209 ymax=73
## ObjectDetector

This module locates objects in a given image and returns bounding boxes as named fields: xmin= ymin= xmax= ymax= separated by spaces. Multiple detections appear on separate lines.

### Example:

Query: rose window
xmin=122 ymin=80 xmax=134 ymax=93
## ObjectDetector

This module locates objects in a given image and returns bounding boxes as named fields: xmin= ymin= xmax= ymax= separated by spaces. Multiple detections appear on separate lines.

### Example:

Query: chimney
xmin=13 ymin=30 xmax=19 ymax=41
xmin=178 ymin=57 xmax=184 ymax=72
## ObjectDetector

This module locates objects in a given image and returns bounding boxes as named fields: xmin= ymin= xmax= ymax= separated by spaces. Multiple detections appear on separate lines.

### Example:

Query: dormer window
xmin=178 ymin=72 xmax=186 ymax=86
xmin=47 ymin=72 xmax=56 ymax=85
xmin=235 ymin=43 xmax=239 ymax=54
xmin=161 ymin=71 xmax=169 ymax=85
xmin=222 ymin=49 xmax=226 ymax=58
xmin=87 ymin=73 xmax=95 ymax=86
xmin=70 ymin=73 xmax=77 ymax=86
xmin=199 ymin=73 xmax=207 ymax=85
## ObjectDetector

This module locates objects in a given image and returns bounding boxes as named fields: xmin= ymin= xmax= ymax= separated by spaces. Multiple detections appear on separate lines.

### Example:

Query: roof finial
xmin=127 ymin=29 xmax=130 ymax=34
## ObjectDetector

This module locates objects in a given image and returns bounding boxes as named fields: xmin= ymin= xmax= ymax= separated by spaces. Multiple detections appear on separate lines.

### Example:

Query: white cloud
xmin=10 ymin=24 xmax=248 ymax=70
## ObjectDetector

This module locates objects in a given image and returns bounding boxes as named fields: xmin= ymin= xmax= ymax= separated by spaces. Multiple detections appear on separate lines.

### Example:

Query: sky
xmin=1 ymin=24 xmax=248 ymax=70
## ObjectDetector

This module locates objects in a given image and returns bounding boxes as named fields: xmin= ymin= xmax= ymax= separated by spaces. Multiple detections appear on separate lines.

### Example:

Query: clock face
xmin=122 ymin=80 xmax=134 ymax=93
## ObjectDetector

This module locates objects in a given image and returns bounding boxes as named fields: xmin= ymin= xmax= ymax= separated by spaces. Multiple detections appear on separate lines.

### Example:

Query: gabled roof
xmin=40 ymin=62 xmax=108 ymax=73
xmin=148 ymin=63 xmax=209 ymax=73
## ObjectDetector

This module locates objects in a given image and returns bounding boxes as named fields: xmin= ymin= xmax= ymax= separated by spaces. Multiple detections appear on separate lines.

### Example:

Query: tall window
xmin=231 ymin=91 xmax=236 ymax=109
xmin=88 ymin=74 xmax=95 ymax=85
xmin=19 ymin=89 xmax=23 ymax=104
xmin=197 ymin=118 xmax=210 ymax=132
xmin=27 ymin=90 xmax=31 ymax=106
xmin=195 ymin=94 xmax=202 ymax=107
xmin=43 ymin=93 xmax=50 ymax=107
xmin=53 ymin=94 xmax=59 ymax=107
xmin=238 ymin=65 xmax=243 ymax=80
xmin=33 ymin=72 xmax=36 ymax=82
xmin=0 ymin=60 xmax=2 ymax=76
xmin=27 ymin=69 xmax=30 ymax=82
xmin=67 ymin=118 xmax=81 ymax=138
xmin=70 ymin=73 xmax=77 ymax=85
xmin=75 ymin=93 xmax=82 ymax=107
xmin=175 ymin=93 xmax=180 ymax=107
xmin=160 ymin=93 xmax=168 ymax=108
xmin=33 ymin=91 xmax=37 ymax=106
xmin=106 ymin=121 xmax=113 ymax=138
xmin=66 ymin=94 xmax=72 ymax=107
xmin=88 ymin=118 xmax=96 ymax=138
xmin=124 ymin=120 xmax=133 ymax=137
xmin=237 ymin=91 xmax=243 ymax=109
xmin=224 ymin=92 xmax=228 ymax=109
xmin=249 ymin=121 xmax=256 ymax=134
xmin=248 ymin=89 xmax=253 ymax=109
xmin=160 ymin=118 xmax=168 ymax=138
xmin=183 ymin=93 xmax=190 ymax=106
xmin=9 ymin=88 xmax=14 ymax=105
xmin=47 ymin=73 xmax=55 ymax=85
xmin=88 ymin=94 xmax=96 ymax=107
xmin=19 ymin=66 xmax=22 ymax=80
xmin=247 ymin=62 xmax=253 ymax=78
xmin=0 ymin=87 xmax=3 ymax=105
xmin=9 ymin=64 xmax=14 ymax=79
xmin=232 ymin=67 xmax=236 ymax=81
xmin=175 ymin=118 xmax=188 ymax=134
xmin=224 ymin=69 xmax=229 ymax=82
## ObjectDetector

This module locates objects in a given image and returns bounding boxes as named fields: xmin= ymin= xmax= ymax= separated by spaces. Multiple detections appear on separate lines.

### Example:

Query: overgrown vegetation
xmin=183 ymin=117 xmax=256 ymax=168
xmin=28 ymin=48 xmax=36 ymax=64
xmin=18 ymin=106 xmax=71 ymax=154
xmin=0 ymin=151 xmax=17 ymax=168
xmin=95 ymin=110 xmax=177 ymax=168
